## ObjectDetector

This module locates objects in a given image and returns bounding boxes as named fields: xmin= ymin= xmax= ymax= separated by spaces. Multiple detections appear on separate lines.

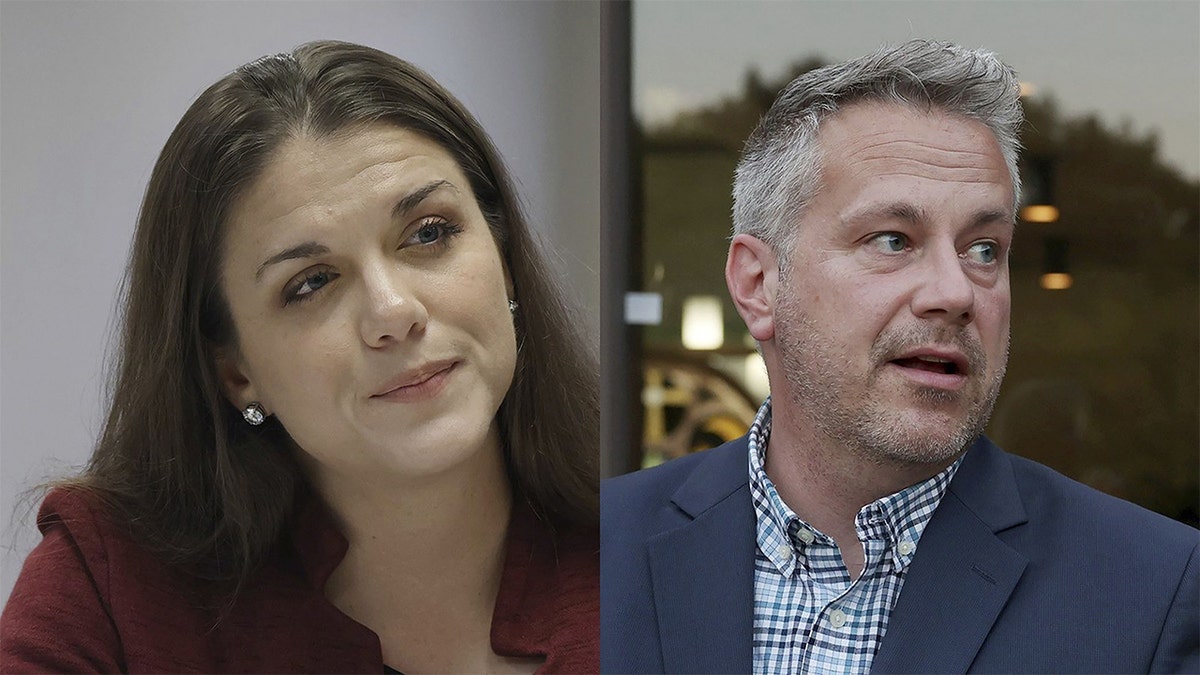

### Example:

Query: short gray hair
xmin=732 ymin=39 xmax=1024 ymax=262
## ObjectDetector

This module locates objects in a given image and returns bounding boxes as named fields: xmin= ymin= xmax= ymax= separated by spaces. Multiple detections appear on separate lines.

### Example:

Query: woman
xmin=1 ymin=41 xmax=598 ymax=673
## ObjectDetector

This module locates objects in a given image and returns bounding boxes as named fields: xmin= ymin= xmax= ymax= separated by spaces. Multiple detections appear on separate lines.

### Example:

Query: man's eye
xmin=966 ymin=241 xmax=999 ymax=264
xmin=868 ymin=232 xmax=909 ymax=254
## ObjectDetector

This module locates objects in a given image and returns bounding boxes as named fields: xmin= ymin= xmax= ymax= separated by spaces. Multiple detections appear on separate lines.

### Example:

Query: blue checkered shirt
xmin=749 ymin=398 xmax=962 ymax=675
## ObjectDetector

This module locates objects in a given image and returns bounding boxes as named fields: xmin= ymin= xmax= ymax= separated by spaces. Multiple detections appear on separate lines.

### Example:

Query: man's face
xmin=771 ymin=102 xmax=1013 ymax=466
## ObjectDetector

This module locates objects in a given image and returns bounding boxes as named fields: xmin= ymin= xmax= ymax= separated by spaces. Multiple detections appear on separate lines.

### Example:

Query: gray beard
xmin=774 ymin=294 xmax=1008 ymax=467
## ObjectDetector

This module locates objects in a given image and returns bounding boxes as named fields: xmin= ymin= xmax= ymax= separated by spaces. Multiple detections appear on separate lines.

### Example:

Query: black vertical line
xmin=600 ymin=0 xmax=642 ymax=478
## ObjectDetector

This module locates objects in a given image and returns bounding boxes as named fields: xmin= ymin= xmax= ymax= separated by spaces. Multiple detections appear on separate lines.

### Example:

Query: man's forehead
xmin=819 ymin=101 xmax=997 ymax=146
xmin=815 ymin=103 xmax=1013 ymax=195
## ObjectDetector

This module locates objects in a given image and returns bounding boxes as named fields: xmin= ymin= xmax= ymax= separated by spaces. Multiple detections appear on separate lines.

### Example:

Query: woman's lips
xmin=372 ymin=361 xmax=458 ymax=403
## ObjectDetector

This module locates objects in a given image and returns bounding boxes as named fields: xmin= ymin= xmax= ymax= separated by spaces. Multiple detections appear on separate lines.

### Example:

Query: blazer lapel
xmin=647 ymin=441 xmax=756 ymax=674
xmin=872 ymin=437 xmax=1029 ymax=674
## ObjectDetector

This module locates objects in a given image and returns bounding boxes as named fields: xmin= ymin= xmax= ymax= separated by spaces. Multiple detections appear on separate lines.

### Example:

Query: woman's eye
xmin=966 ymin=241 xmax=1000 ymax=264
xmin=416 ymin=222 xmax=442 ymax=244
xmin=868 ymin=232 xmax=909 ymax=254
xmin=285 ymin=268 xmax=338 ymax=305
xmin=403 ymin=218 xmax=463 ymax=248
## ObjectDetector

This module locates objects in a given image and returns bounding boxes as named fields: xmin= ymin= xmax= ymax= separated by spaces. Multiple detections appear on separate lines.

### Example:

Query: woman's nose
xmin=358 ymin=263 xmax=428 ymax=347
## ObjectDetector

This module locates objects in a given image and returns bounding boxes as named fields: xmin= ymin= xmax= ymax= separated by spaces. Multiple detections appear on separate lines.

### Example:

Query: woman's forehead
xmin=229 ymin=126 xmax=474 ymax=234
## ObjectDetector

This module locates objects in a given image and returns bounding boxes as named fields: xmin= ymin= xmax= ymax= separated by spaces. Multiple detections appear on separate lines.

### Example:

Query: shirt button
xmin=776 ymin=544 xmax=792 ymax=561
xmin=898 ymin=539 xmax=915 ymax=556
xmin=828 ymin=609 xmax=847 ymax=628
xmin=797 ymin=528 xmax=816 ymax=544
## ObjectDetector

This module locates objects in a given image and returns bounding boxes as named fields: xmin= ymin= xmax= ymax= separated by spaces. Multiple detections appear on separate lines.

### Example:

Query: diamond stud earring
xmin=242 ymin=402 xmax=266 ymax=426
xmin=508 ymin=299 xmax=518 ymax=314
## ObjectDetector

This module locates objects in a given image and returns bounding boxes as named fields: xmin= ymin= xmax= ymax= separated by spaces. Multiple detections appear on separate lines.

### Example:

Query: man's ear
xmin=726 ymin=234 xmax=780 ymax=342
xmin=214 ymin=347 xmax=262 ymax=413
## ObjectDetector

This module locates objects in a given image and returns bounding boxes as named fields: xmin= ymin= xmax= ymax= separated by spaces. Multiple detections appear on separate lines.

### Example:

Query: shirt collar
xmin=748 ymin=397 xmax=962 ymax=575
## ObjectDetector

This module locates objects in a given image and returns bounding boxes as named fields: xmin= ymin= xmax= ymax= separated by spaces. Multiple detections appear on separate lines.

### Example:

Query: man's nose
xmin=910 ymin=244 xmax=975 ymax=326
xmin=358 ymin=262 xmax=428 ymax=347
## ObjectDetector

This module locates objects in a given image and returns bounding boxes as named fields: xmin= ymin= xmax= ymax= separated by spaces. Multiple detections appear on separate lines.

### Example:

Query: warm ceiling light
xmin=681 ymin=296 xmax=723 ymax=350
xmin=1019 ymin=82 xmax=1037 ymax=98
xmin=1020 ymin=205 xmax=1060 ymax=223
xmin=1040 ymin=273 xmax=1073 ymax=290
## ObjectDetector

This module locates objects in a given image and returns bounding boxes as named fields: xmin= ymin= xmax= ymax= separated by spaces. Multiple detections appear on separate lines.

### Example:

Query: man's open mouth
xmin=891 ymin=356 xmax=961 ymax=375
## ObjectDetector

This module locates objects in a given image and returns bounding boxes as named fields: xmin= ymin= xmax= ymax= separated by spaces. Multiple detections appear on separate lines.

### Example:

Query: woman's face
xmin=217 ymin=124 xmax=517 ymax=481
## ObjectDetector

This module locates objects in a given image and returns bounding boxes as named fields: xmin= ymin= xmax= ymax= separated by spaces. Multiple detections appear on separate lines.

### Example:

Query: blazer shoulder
xmin=37 ymin=486 xmax=118 ymax=533
xmin=1 ymin=488 xmax=127 ymax=672
xmin=32 ymin=487 xmax=131 ymax=579
xmin=601 ymin=438 xmax=748 ymax=519
xmin=1004 ymin=449 xmax=1198 ymax=550
xmin=942 ymin=441 xmax=1200 ymax=673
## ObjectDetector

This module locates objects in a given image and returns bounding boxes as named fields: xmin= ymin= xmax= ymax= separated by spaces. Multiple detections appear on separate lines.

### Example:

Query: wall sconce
xmin=681 ymin=296 xmax=724 ymax=350
xmin=1020 ymin=156 xmax=1059 ymax=223
xmin=743 ymin=352 xmax=770 ymax=402
xmin=1040 ymin=237 xmax=1073 ymax=290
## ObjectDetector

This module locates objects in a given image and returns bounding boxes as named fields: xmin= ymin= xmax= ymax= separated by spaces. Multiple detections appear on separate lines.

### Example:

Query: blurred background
xmin=601 ymin=1 xmax=1200 ymax=530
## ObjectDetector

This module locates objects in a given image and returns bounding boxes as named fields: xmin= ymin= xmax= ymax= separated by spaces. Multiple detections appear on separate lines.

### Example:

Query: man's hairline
xmin=759 ymin=99 xmax=1019 ymax=273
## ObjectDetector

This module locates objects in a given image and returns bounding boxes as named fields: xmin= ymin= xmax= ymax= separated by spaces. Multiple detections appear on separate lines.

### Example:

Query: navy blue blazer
xmin=601 ymin=436 xmax=1199 ymax=673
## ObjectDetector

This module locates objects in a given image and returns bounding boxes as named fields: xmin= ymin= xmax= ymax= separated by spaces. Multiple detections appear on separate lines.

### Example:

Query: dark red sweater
xmin=0 ymin=488 xmax=598 ymax=673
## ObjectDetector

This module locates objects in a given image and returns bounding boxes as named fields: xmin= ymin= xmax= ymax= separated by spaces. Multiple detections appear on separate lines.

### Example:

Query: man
xmin=601 ymin=40 xmax=1198 ymax=674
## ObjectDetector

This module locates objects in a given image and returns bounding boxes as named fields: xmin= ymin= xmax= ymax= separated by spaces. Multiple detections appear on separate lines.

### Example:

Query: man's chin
xmin=847 ymin=408 xmax=981 ymax=466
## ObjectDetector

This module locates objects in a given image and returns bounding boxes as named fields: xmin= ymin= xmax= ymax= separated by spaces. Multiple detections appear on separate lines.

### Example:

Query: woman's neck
xmin=313 ymin=429 xmax=513 ymax=565
xmin=308 ymin=427 xmax=521 ymax=672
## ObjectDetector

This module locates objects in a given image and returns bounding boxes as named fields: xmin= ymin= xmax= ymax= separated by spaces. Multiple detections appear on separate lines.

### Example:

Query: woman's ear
xmin=726 ymin=234 xmax=780 ymax=342
xmin=502 ymin=253 xmax=516 ymax=302
xmin=214 ymin=347 xmax=263 ymax=413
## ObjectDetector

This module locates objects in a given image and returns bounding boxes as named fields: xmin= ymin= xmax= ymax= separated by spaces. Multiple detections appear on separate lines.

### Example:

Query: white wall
xmin=0 ymin=0 xmax=601 ymax=606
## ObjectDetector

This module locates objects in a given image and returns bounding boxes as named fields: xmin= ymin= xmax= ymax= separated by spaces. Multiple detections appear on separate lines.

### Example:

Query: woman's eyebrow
xmin=392 ymin=179 xmax=457 ymax=219
xmin=256 ymin=241 xmax=331 ymax=282
xmin=255 ymin=181 xmax=461 ymax=284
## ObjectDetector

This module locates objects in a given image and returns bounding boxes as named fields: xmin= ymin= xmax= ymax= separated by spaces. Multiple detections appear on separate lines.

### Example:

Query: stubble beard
xmin=774 ymin=289 xmax=1008 ymax=468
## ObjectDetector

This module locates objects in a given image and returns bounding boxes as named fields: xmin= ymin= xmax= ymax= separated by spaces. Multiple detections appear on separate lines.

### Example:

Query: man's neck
xmin=764 ymin=405 xmax=956 ymax=578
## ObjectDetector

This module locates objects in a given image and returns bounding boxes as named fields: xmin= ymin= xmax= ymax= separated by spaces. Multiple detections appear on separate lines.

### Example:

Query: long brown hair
xmin=62 ymin=40 xmax=598 ymax=590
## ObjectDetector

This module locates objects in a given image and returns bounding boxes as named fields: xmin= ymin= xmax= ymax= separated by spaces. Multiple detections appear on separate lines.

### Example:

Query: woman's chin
xmin=353 ymin=410 xmax=504 ymax=483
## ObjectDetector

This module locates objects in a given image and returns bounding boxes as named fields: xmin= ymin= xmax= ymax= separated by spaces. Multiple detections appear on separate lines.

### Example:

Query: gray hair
xmin=732 ymin=39 xmax=1024 ymax=263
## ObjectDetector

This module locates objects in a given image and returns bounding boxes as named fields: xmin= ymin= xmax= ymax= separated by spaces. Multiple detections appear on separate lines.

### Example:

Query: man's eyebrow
xmin=392 ymin=179 xmax=456 ymax=219
xmin=255 ymin=241 xmax=330 ymax=282
xmin=969 ymin=208 xmax=1014 ymax=228
xmin=843 ymin=203 xmax=1013 ymax=230
xmin=842 ymin=202 xmax=927 ymax=228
